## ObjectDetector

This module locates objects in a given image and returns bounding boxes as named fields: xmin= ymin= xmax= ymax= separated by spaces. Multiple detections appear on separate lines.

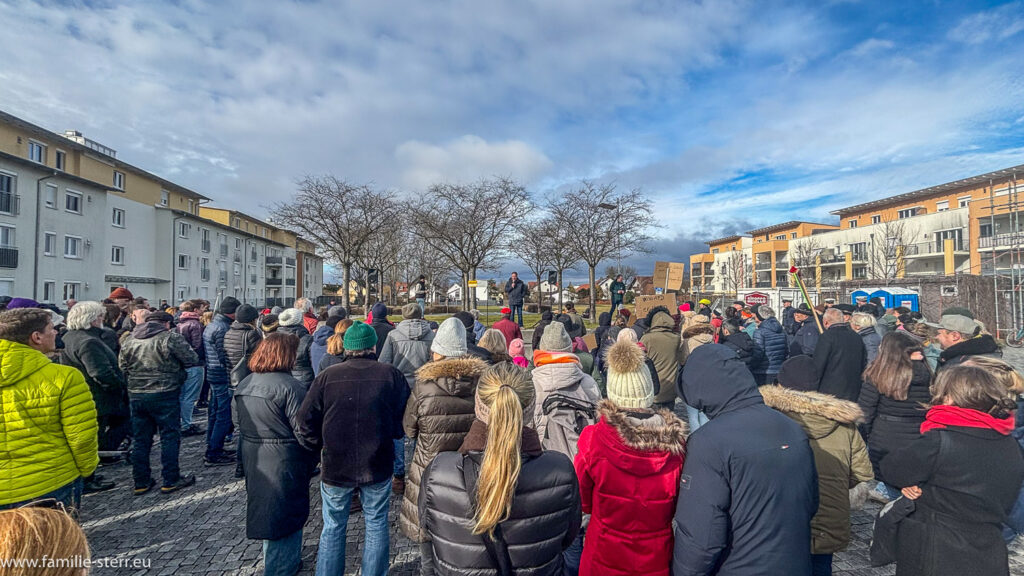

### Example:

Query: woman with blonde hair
xmin=419 ymin=363 xmax=581 ymax=574
xmin=317 ymin=318 xmax=353 ymax=373
xmin=0 ymin=506 xmax=90 ymax=574
xmin=478 ymin=329 xmax=513 ymax=364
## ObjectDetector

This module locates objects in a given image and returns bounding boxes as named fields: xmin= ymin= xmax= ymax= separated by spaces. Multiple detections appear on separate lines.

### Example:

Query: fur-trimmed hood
xmin=759 ymin=385 xmax=863 ymax=439
xmin=645 ymin=306 xmax=673 ymax=327
xmin=598 ymin=400 xmax=687 ymax=454
xmin=415 ymin=356 xmax=489 ymax=395
xmin=682 ymin=323 xmax=716 ymax=339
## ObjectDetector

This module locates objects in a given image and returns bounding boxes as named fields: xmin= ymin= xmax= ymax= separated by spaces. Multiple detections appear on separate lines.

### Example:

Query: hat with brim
xmin=835 ymin=303 xmax=856 ymax=314
xmin=792 ymin=304 xmax=816 ymax=318
xmin=922 ymin=314 xmax=977 ymax=335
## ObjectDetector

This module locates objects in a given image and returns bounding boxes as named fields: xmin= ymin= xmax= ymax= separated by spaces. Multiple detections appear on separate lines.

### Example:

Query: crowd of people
xmin=1 ymin=278 xmax=1024 ymax=576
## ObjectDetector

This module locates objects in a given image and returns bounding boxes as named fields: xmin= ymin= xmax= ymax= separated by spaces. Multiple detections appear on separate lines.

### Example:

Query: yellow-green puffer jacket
xmin=0 ymin=339 xmax=98 ymax=505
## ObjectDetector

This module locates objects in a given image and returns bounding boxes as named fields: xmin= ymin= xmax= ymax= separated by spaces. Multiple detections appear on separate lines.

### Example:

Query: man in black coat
xmin=789 ymin=305 xmax=821 ymax=357
xmin=673 ymin=344 xmax=819 ymax=576
xmin=503 ymin=271 xmax=529 ymax=327
xmin=813 ymin=308 xmax=867 ymax=402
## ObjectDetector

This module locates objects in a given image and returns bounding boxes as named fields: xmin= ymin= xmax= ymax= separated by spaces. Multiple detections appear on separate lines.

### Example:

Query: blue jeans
xmin=811 ymin=553 xmax=832 ymax=576
xmin=129 ymin=392 xmax=182 ymax=488
xmin=685 ymin=403 xmax=709 ymax=432
xmin=316 ymin=478 xmax=392 ymax=576
xmin=416 ymin=298 xmax=425 ymax=316
xmin=510 ymin=303 xmax=524 ymax=326
xmin=562 ymin=528 xmax=585 ymax=575
xmin=180 ymin=366 xmax=204 ymax=428
xmin=394 ymin=436 xmax=406 ymax=477
xmin=264 ymin=527 xmax=303 ymax=576
xmin=875 ymin=481 xmax=902 ymax=501
xmin=205 ymin=381 xmax=233 ymax=459
xmin=0 ymin=477 xmax=84 ymax=518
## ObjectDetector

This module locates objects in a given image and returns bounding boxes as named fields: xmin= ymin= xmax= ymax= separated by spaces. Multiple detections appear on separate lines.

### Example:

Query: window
xmin=897 ymin=207 xmax=919 ymax=219
xmin=64 ymin=191 xmax=82 ymax=214
xmin=0 ymin=173 xmax=14 ymax=215
xmin=848 ymin=220 xmax=858 ymax=229
xmin=43 ymin=281 xmax=56 ymax=303
xmin=235 ymin=238 xmax=242 ymax=249
xmin=160 ymin=190 xmax=169 ymax=206
xmin=62 ymin=282 xmax=81 ymax=301
xmin=262 ymin=227 xmax=268 ymax=238
xmin=774 ymin=234 xmax=786 ymax=240
xmin=233 ymin=263 xmax=241 ymax=276
xmin=200 ymin=257 xmax=210 ymax=281
xmin=178 ymin=254 xmax=190 ymax=269
xmin=959 ymin=196 xmax=971 ymax=208
xmin=201 ymin=228 xmax=211 ymax=252
xmin=28 ymin=141 xmax=45 ymax=163
xmin=111 ymin=245 xmax=124 ymax=265
xmin=112 ymin=207 xmax=125 ymax=227
xmin=178 ymin=222 xmax=190 ymax=238
xmin=871 ymin=215 xmax=881 ymax=224
xmin=232 ymin=217 xmax=241 ymax=228
xmin=0 ymin=279 xmax=11 ymax=297
xmin=43 ymin=232 xmax=56 ymax=256
xmin=44 ymin=184 xmax=57 ymax=209
xmin=850 ymin=242 xmax=867 ymax=260
xmin=0 ymin=225 xmax=14 ymax=247
xmin=791 ymin=232 xmax=797 ymax=239
xmin=64 ymin=236 xmax=82 ymax=258
xmin=980 ymin=223 xmax=993 ymax=238
xmin=55 ymin=150 xmax=66 ymax=171
xmin=711 ymin=248 xmax=719 ymax=254
xmin=250 ymin=246 xmax=257 ymax=262
xmin=113 ymin=171 xmax=125 ymax=190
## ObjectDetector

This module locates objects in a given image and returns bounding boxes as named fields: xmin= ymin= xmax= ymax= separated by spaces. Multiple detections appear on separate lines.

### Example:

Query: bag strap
xmin=461 ymin=454 xmax=514 ymax=576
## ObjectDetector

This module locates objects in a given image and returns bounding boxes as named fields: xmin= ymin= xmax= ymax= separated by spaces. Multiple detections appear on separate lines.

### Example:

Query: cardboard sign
xmin=653 ymin=261 xmax=687 ymax=292
xmin=744 ymin=292 xmax=769 ymax=306
xmin=583 ymin=332 xmax=597 ymax=351
xmin=634 ymin=294 xmax=678 ymax=322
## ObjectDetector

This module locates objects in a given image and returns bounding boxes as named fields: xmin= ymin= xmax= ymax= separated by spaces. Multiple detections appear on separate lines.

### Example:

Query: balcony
xmin=0 ymin=246 xmax=17 ymax=268
xmin=755 ymin=261 xmax=773 ymax=271
xmin=979 ymin=233 xmax=1023 ymax=249
xmin=266 ymin=278 xmax=283 ymax=287
xmin=905 ymin=238 xmax=967 ymax=257
xmin=266 ymin=255 xmax=283 ymax=265
xmin=691 ymin=267 xmax=702 ymax=277
xmin=285 ymin=278 xmax=296 ymax=286
xmin=755 ymin=281 xmax=772 ymax=288
xmin=0 ymin=192 xmax=20 ymax=215
xmin=286 ymin=257 xmax=296 ymax=267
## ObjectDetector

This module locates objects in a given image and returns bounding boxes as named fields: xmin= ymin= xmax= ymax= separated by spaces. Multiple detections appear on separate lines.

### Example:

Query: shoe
xmin=350 ymin=493 xmax=362 ymax=513
xmin=133 ymin=479 xmax=157 ymax=496
xmin=204 ymin=454 xmax=236 ymax=466
xmin=234 ymin=462 xmax=244 ymax=479
xmin=392 ymin=475 xmax=406 ymax=495
xmin=161 ymin=474 xmax=196 ymax=494
xmin=181 ymin=425 xmax=204 ymax=437
xmin=195 ymin=401 xmax=209 ymax=409
xmin=84 ymin=477 xmax=116 ymax=494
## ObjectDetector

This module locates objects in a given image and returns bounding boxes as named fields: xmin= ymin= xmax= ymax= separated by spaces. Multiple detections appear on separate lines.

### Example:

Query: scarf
xmin=532 ymin=349 xmax=579 ymax=367
xmin=459 ymin=419 xmax=543 ymax=456
xmin=474 ymin=385 xmax=536 ymax=429
xmin=919 ymin=405 xmax=1014 ymax=435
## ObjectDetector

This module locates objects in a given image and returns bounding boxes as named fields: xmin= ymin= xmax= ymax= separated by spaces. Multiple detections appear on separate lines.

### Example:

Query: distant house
xmin=447 ymin=283 xmax=489 ymax=303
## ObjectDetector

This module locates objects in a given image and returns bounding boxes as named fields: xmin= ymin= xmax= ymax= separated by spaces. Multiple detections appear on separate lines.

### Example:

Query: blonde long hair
xmin=472 ymin=364 xmax=535 ymax=537
xmin=326 ymin=319 xmax=354 ymax=356
xmin=0 ymin=507 xmax=90 ymax=575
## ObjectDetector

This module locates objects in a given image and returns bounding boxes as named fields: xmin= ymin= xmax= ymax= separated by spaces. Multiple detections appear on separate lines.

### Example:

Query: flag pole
xmin=790 ymin=266 xmax=824 ymax=334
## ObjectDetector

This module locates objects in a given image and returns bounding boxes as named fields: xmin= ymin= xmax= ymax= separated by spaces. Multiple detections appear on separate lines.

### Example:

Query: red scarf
xmin=919 ymin=405 xmax=1014 ymax=435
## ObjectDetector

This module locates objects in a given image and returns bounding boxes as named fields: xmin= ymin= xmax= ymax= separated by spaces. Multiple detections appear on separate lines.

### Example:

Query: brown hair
xmin=931 ymin=365 xmax=1017 ymax=418
xmin=961 ymin=356 xmax=1024 ymax=394
xmin=478 ymin=329 xmax=509 ymax=357
xmin=326 ymin=319 xmax=353 ymax=356
xmin=200 ymin=311 xmax=214 ymax=326
xmin=180 ymin=300 xmax=197 ymax=312
xmin=248 ymin=332 xmax=300 ymax=373
xmin=863 ymin=331 xmax=927 ymax=401
xmin=0 ymin=507 xmax=90 ymax=574
xmin=0 ymin=309 xmax=52 ymax=345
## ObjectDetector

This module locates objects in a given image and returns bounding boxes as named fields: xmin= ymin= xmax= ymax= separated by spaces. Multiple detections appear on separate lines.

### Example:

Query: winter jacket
xmin=610 ymin=281 xmax=626 ymax=303
xmin=937 ymin=334 xmax=1002 ymax=371
xmin=296 ymin=356 xmax=409 ymax=487
xmin=60 ymin=327 xmax=128 ymax=418
xmin=790 ymin=319 xmax=821 ymax=357
xmin=379 ymin=318 xmax=435 ymax=384
xmin=594 ymin=312 xmax=612 ymax=357
xmin=118 ymin=321 xmax=199 ymax=396
xmin=782 ymin=305 xmax=798 ymax=336
xmin=751 ymin=317 xmax=788 ymax=376
xmin=575 ymin=401 xmax=687 ymax=576
xmin=369 ymin=302 xmax=394 ymax=356
xmin=760 ymin=386 xmax=874 ymax=554
xmin=504 ymin=277 xmax=529 ymax=305
xmin=876 ymin=313 xmax=897 ymax=337
xmin=278 ymin=324 xmax=314 ymax=388
xmin=881 ymin=417 xmax=1024 ymax=576
xmin=302 ymin=312 xmax=318 ymax=336
xmin=492 ymin=318 xmax=523 ymax=351
xmin=565 ymin=312 xmax=586 ymax=339
xmin=679 ymin=323 xmax=715 ymax=364
xmin=414 ymin=280 xmax=428 ymax=300
xmin=309 ymin=324 xmax=332 ymax=377
xmin=720 ymin=331 xmax=755 ymax=369
xmin=175 ymin=311 xmax=206 ymax=364
xmin=419 ymin=420 xmax=581 ymax=575
xmin=472 ymin=320 xmax=486 ymax=343
xmin=401 ymin=356 xmax=489 ymax=542
xmin=858 ymin=326 xmax=882 ymax=365
xmin=673 ymin=344 xmax=819 ymax=576
xmin=223 ymin=322 xmax=262 ymax=381
xmin=642 ymin=311 xmax=684 ymax=406
xmin=203 ymin=313 xmax=232 ymax=384
xmin=0 ymin=340 xmax=99 ymax=505
xmin=858 ymin=360 xmax=932 ymax=481
xmin=532 ymin=311 xmax=554 ymax=352
xmin=531 ymin=357 xmax=602 ymax=449
xmin=813 ymin=323 xmax=866 ymax=402
xmin=234 ymin=371 xmax=315 ymax=540
xmin=317 ymin=353 xmax=345 ymax=373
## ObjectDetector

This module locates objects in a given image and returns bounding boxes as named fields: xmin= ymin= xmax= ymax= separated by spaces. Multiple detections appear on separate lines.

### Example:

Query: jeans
xmin=180 ymin=366 xmax=204 ymax=428
xmin=685 ymin=403 xmax=709 ymax=432
xmin=1004 ymin=480 xmax=1024 ymax=542
xmin=811 ymin=553 xmax=833 ymax=576
xmin=610 ymin=299 xmax=622 ymax=316
xmin=264 ymin=527 xmax=303 ymax=576
xmin=875 ymin=481 xmax=902 ymax=501
xmin=416 ymin=298 xmax=425 ymax=316
xmin=394 ymin=436 xmax=406 ymax=477
xmin=510 ymin=303 xmax=524 ymax=326
xmin=205 ymin=381 xmax=233 ymax=459
xmin=316 ymin=478 xmax=392 ymax=576
xmin=562 ymin=528 xmax=585 ymax=575
xmin=0 ymin=477 xmax=84 ymax=519
xmin=129 ymin=392 xmax=182 ymax=488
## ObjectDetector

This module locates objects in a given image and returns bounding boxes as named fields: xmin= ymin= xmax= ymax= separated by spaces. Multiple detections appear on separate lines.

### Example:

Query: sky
xmin=2 ymin=0 xmax=1023 ymax=283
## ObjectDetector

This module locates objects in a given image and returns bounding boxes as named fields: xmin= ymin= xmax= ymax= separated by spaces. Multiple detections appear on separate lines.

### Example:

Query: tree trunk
xmin=589 ymin=265 xmax=597 ymax=320
xmin=341 ymin=262 xmax=351 ymax=309
xmin=536 ymin=273 xmax=542 ymax=306
xmin=557 ymin=269 xmax=564 ymax=312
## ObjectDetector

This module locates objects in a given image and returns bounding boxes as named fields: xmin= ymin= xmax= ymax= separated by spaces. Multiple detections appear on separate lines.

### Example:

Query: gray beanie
xmin=402 ymin=303 xmax=422 ymax=320
xmin=327 ymin=305 xmax=348 ymax=319
xmin=539 ymin=321 xmax=572 ymax=353
xmin=431 ymin=317 xmax=467 ymax=357
xmin=279 ymin=308 xmax=304 ymax=327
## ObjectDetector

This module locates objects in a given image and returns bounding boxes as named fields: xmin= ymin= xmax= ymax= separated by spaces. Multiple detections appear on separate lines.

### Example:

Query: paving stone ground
xmin=81 ymin=407 xmax=1024 ymax=576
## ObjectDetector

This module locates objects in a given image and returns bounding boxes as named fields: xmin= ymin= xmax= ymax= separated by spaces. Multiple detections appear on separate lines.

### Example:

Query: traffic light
xmin=547 ymin=271 xmax=557 ymax=285
xmin=367 ymin=269 xmax=378 ymax=283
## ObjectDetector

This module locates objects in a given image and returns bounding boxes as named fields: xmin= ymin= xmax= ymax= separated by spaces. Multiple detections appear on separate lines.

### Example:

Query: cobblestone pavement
xmin=81 ymin=408 xmax=1024 ymax=575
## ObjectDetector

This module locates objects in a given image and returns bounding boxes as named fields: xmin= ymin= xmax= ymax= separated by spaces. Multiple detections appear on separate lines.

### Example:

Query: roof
xmin=168 ymin=209 xmax=288 ymax=246
xmin=0 ymin=149 xmax=109 ymax=190
xmin=705 ymin=234 xmax=749 ymax=246
xmin=832 ymin=163 xmax=1024 ymax=217
xmin=851 ymin=287 xmax=918 ymax=295
xmin=747 ymin=220 xmax=837 ymax=236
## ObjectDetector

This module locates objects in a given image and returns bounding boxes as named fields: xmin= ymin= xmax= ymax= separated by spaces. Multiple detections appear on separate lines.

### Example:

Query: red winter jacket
xmin=302 ymin=312 xmax=318 ymax=335
xmin=574 ymin=400 xmax=687 ymax=576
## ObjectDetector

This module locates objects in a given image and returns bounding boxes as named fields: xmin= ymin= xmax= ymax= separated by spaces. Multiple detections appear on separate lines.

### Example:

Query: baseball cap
xmin=922 ymin=314 xmax=977 ymax=335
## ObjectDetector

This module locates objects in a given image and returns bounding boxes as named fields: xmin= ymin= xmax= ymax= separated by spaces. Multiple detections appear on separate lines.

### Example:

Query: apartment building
xmin=748 ymin=221 xmax=839 ymax=288
xmin=690 ymin=235 xmax=752 ymax=294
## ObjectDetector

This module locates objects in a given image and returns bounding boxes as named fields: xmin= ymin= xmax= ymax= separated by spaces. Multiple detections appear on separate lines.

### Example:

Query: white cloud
xmin=395 ymin=136 xmax=552 ymax=190
xmin=949 ymin=2 xmax=1024 ymax=45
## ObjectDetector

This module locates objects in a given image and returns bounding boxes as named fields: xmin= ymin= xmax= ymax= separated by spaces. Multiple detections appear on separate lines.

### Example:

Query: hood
xmin=131 ymin=321 xmax=169 ymax=340
xmin=397 ymin=318 xmax=432 ymax=340
xmin=540 ymin=311 xmax=553 ymax=323
xmin=0 ymin=340 xmax=51 ymax=387
xmin=759 ymin=385 xmax=863 ymax=439
xmin=531 ymin=361 xmax=588 ymax=393
xmin=230 ymin=321 xmax=256 ymax=331
xmin=415 ymin=356 xmax=489 ymax=395
xmin=859 ymin=326 xmax=877 ymax=337
xmin=313 ymin=324 xmax=333 ymax=346
xmin=645 ymin=306 xmax=673 ymax=328
xmin=598 ymin=312 xmax=611 ymax=327
xmin=682 ymin=323 xmax=716 ymax=339
xmin=599 ymin=400 xmax=687 ymax=454
xmin=179 ymin=311 xmax=201 ymax=322
xmin=723 ymin=331 xmax=753 ymax=352
xmin=758 ymin=317 xmax=784 ymax=333
xmin=679 ymin=344 xmax=763 ymax=419
xmin=940 ymin=334 xmax=1000 ymax=361
xmin=648 ymin=309 xmax=675 ymax=331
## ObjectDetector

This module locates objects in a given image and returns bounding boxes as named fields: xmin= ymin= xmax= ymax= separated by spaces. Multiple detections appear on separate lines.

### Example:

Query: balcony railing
xmin=266 ymin=255 xmax=283 ymax=265
xmin=0 ymin=192 xmax=20 ymax=215
xmin=754 ymin=281 xmax=772 ymax=288
xmin=755 ymin=262 xmax=773 ymax=271
xmin=0 ymin=246 xmax=17 ymax=268
xmin=979 ymin=233 xmax=1023 ymax=249
xmin=266 ymin=278 xmax=283 ymax=287
xmin=285 ymin=257 xmax=296 ymax=267
xmin=905 ymin=238 xmax=966 ymax=255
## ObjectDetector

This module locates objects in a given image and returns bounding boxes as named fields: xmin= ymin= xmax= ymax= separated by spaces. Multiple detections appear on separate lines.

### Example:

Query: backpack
xmin=541 ymin=384 xmax=597 ymax=459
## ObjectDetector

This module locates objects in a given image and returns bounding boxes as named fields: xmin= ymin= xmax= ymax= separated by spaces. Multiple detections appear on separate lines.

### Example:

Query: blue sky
xmin=2 ymin=0 xmax=1023 ymax=283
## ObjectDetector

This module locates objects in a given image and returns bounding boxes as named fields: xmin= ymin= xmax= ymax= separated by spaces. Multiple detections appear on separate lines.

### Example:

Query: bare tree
xmin=789 ymin=236 xmax=821 ymax=286
xmin=270 ymin=176 xmax=398 ymax=308
xmin=548 ymin=181 xmax=656 ymax=318
xmin=604 ymin=264 xmax=638 ymax=282
xmin=539 ymin=217 xmax=580 ymax=312
xmin=410 ymin=177 xmax=533 ymax=311
xmin=512 ymin=220 xmax=551 ymax=306
xmin=867 ymin=219 xmax=917 ymax=282
xmin=721 ymin=251 xmax=748 ymax=298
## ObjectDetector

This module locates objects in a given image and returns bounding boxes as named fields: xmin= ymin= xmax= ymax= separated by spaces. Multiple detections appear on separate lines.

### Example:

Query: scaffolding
xmin=986 ymin=169 xmax=1022 ymax=339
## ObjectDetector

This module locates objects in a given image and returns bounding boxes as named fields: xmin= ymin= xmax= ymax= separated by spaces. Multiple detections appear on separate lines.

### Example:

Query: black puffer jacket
xmin=369 ymin=302 xmax=394 ymax=357
xmin=858 ymin=360 xmax=932 ymax=480
xmin=278 ymin=324 xmax=314 ymax=388
xmin=532 ymin=311 xmax=554 ymax=352
xmin=751 ymin=317 xmax=788 ymax=375
xmin=937 ymin=334 xmax=1002 ymax=371
xmin=419 ymin=420 xmax=581 ymax=576
xmin=721 ymin=330 xmax=755 ymax=369
xmin=60 ymin=327 xmax=128 ymax=418
xmin=224 ymin=322 xmax=262 ymax=380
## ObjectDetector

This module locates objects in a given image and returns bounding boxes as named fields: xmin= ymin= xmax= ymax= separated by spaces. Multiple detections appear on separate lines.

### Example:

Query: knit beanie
xmin=402 ymin=303 xmax=422 ymax=320
xmin=260 ymin=314 xmax=279 ymax=333
xmin=326 ymin=315 xmax=345 ymax=330
xmin=108 ymin=287 xmax=133 ymax=300
xmin=343 ymin=321 xmax=378 ymax=351
xmin=278 ymin=308 xmax=303 ymax=327
xmin=235 ymin=304 xmax=258 ymax=324
xmin=271 ymin=306 xmax=283 ymax=315
xmin=605 ymin=339 xmax=655 ymax=409
xmin=219 ymin=296 xmax=241 ymax=315
xmin=539 ymin=321 xmax=572 ymax=353
xmin=431 ymin=317 xmax=468 ymax=357
xmin=327 ymin=305 xmax=348 ymax=319
xmin=508 ymin=338 xmax=525 ymax=357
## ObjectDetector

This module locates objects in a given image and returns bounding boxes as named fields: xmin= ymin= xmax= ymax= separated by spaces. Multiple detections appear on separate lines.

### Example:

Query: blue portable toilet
xmin=851 ymin=287 xmax=919 ymax=312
